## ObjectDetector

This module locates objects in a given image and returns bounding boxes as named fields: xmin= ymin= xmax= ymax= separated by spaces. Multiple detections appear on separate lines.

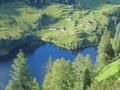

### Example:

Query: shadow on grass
xmin=0 ymin=34 xmax=46 ymax=60
xmin=0 ymin=2 xmax=30 ymax=16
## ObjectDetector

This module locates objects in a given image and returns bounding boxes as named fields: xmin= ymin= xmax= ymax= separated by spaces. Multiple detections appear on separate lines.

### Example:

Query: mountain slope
xmin=95 ymin=59 xmax=120 ymax=81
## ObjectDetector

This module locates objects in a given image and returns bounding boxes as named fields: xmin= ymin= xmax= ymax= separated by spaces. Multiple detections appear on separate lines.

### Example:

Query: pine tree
xmin=112 ymin=23 xmax=120 ymax=57
xmin=47 ymin=56 xmax=53 ymax=72
xmin=83 ymin=69 xmax=92 ymax=90
xmin=43 ymin=56 xmax=53 ymax=90
xmin=75 ymin=0 xmax=87 ymax=9
xmin=43 ymin=58 xmax=74 ymax=90
xmin=73 ymin=54 xmax=92 ymax=90
xmin=6 ymin=50 xmax=40 ymax=90
xmin=97 ymin=30 xmax=114 ymax=65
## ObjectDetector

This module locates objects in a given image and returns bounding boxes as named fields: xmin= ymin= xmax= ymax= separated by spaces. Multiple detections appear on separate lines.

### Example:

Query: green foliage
xmin=0 ymin=1 xmax=120 ymax=52
xmin=83 ymin=69 xmax=92 ymax=90
xmin=88 ymin=80 xmax=120 ymax=90
xmin=43 ymin=58 xmax=74 ymax=90
xmin=97 ymin=30 xmax=114 ymax=65
xmin=1 ymin=1 xmax=120 ymax=90
xmin=73 ymin=54 xmax=93 ymax=90
xmin=75 ymin=0 xmax=88 ymax=9
xmin=6 ymin=50 xmax=40 ymax=90
xmin=43 ymin=55 xmax=93 ymax=90
xmin=47 ymin=56 xmax=54 ymax=72
xmin=112 ymin=23 xmax=120 ymax=57
xmin=95 ymin=59 xmax=120 ymax=82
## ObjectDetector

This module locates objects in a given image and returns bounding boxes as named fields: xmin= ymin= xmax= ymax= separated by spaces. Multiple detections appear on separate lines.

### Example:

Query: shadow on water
xmin=0 ymin=40 xmax=45 ymax=90
xmin=0 ymin=40 xmax=46 ymax=60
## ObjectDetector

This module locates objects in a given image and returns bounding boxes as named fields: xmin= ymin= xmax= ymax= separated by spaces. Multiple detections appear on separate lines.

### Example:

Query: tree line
xmin=97 ymin=23 xmax=120 ymax=70
xmin=0 ymin=0 xmax=76 ymax=4
xmin=0 ymin=0 xmax=86 ymax=9
xmin=6 ymin=50 xmax=93 ymax=90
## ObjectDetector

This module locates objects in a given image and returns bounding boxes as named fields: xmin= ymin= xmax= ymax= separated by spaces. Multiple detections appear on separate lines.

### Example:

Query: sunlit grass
xmin=95 ymin=59 xmax=120 ymax=81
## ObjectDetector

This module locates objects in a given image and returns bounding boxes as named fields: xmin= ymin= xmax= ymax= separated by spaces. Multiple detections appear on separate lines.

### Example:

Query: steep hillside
xmin=0 ymin=1 xmax=120 ymax=56
xmin=37 ymin=2 xmax=120 ymax=50
xmin=95 ymin=58 xmax=120 ymax=81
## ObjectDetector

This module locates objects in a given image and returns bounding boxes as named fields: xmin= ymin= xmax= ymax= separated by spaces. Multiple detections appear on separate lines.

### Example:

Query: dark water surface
xmin=0 ymin=43 xmax=97 ymax=90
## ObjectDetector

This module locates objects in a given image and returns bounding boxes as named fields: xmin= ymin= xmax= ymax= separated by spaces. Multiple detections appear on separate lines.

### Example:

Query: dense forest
xmin=0 ymin=0 xmax=120 ymax=90
xmin=0 ymin=0 xmax=93 ymax=11
xmin=0 ymin=0 xmax=76 ymax=6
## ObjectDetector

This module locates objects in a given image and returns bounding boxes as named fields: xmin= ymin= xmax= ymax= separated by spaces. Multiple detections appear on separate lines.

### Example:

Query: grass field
xmin=95 ymin=58 xmax=120 ymax=81
xmin=0 ymin=1 xmax=120 ymax=52
xmin=0 ymin=2 xmax=42 ymax=39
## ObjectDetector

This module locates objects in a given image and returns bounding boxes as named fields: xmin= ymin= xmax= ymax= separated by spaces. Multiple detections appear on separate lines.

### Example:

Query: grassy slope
xmin=0 ymin=0 xmax=120 ymax=51
xmin=0 ymin=2 xmax=43 ymax=55
xmin=0 ymin=2 xmax=42 ymax=39
xmin=37 ymin=1 xmax=120 ymax=49
xmin=95 ymin=59 xmax=120 ymax=82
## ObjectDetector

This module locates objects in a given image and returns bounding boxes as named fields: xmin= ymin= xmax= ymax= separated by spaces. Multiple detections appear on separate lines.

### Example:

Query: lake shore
xmin=0 ymin=35 xmax=97 ymax=57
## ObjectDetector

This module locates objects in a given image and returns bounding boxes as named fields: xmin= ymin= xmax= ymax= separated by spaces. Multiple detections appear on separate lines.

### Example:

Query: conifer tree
xmin=83 ymin=69 xmax=92 ymax=90
xmin=6 ymin=50 xmax=40 ymax=90
xmin=112 ymin=23 xmax=120 ymax=57
xmin=97 ymin=30 xmax=114 ymax=65
xmin=73 ymin=54 xmax=92 ymax=90
xmin=43 ymin=58 xmax=74 ymax=90
xmin=43 ymin=56 xmax=54 ymax=90
xmin=47 ymin=56 xmax=53 ymax=72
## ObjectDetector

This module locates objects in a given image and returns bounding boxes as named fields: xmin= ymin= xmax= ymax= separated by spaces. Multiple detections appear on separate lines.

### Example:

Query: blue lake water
xmin=0 ymin=43 xmax=97 ymax=90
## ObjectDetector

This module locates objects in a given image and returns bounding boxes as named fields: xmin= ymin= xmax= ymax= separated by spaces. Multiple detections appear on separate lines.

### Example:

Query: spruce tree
xmin=97 ymin=30 xmax=114 ymax=65
xmin=43 ymin=56 xmax=54 ymax=90
xmin=43 ymin=58 xmax=74 ymax=90
xmin=83 ymin=69 xmax=92 ymax=90
xmin=47 ymin=56 xmax=53 ymax=72
xmin=73 ymin=54 xmax=92 ymax=90
xmin=6 ymin=50 xmax=40 ymax=90
xmin=112 ymin=23 xmax=120 ymax=57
